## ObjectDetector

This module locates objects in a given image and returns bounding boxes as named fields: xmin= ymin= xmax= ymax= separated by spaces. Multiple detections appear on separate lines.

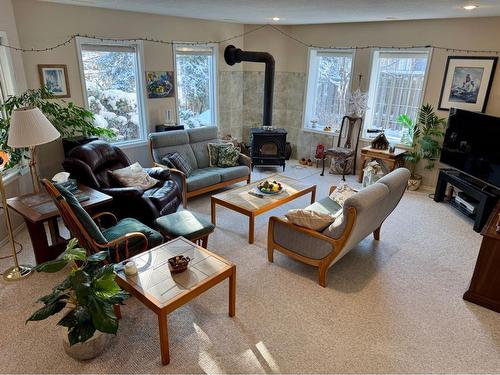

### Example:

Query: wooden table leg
xmin=229 ymin=266 xmax=236 ymax=317
xmin=211 ymin=199 xmax=216 ymax=225
xmin=310 ymin=186 xmax=316 ymax=204
xmin=113 ymin=304 xmax=122 ymax=320
xmin=158 ymin=313 xmax=170 ymax=365
xmin=248 ymin=214 xmax=255 ymax=244
xmin=358 ymin=154 xmax=367 ymax=183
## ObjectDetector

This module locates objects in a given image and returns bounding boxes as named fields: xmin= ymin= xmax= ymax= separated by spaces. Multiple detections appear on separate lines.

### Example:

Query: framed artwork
xmin=38 ymin=64 xmax=70 ymax=98
xmin=146 ymin=71 xmax=175 ymax=99
xmin=438 ymin=56 xmax=497 ymax=112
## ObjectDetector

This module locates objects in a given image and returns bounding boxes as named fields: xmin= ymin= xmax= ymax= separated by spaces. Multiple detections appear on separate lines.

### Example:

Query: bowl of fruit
xmin=257 ymin=180 xmax=284 ymax=195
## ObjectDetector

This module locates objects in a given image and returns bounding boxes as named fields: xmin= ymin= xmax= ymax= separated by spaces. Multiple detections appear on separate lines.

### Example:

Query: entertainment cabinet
xmin=434 ymin=169 xmax=499 ymax=232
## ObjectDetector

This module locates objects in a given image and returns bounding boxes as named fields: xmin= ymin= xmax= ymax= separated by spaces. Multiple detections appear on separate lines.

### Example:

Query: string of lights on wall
xmin=0 ymin=23 xmax=499 ymax=55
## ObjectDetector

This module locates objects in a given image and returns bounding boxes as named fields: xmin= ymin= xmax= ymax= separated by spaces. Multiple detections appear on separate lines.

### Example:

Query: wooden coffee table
xmin=115 ymin=237 xmax=236 ymax=365
xmin=211 ymin=175 xmax=316 ymax=244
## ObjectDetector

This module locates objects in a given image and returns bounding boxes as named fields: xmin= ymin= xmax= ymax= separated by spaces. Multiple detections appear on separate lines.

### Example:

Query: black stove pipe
xmin=224 ymin=45 xmax=275 ymax=127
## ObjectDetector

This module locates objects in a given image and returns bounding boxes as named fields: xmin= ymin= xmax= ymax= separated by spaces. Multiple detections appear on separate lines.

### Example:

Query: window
xmin=364 ymin=49 xmax=431 ymax=143
xmin=0 ymin=32 xmax=15 ymax=119
xmin=303 ymin=49 xmax=354 ymax=132
xmin=174 ymin=44 xmax=217 ymax=128
xmin=76 ymin=38 xmax=147 ymax=145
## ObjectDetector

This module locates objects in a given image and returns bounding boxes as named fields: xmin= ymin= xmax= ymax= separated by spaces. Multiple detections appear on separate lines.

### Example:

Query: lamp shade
xmin=7 ymin=107 xmax=60 ymax=148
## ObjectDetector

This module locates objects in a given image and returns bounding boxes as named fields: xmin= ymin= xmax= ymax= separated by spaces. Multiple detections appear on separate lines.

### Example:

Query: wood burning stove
xmin=224 ymin=45 xmax=287 ymax=170
xmin=250 ymin=128 xmax=287 ymax=171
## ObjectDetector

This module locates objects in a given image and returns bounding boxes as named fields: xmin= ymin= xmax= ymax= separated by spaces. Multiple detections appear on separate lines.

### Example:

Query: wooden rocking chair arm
xmin=92 ymin=212 xmax=118 ymax=228
xmin=95 ymin=232 xmax=149 ymax=262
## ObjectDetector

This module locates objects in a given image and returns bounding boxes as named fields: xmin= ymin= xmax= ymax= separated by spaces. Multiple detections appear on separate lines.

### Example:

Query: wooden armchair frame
xmin=42 ymin=179 xmax=148 ymax=263
xmin=149 ymin=141 xmax=252 ymax=208
xmin=268 ymin=185 xmax=381 ymax=287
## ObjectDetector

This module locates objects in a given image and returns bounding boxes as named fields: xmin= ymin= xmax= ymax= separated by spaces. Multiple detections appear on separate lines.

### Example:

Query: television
xmin=440 ymin=108 xmax=500 ymax=189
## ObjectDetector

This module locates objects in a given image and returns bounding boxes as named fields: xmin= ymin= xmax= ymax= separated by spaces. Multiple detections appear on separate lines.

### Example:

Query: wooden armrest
xmin=92 ymin=212 xmax=118 ymax=228
xmin=269 ymin=216 xmax=337 ymax=245
xmin=96 ymin=232 xmax=149 ymax=263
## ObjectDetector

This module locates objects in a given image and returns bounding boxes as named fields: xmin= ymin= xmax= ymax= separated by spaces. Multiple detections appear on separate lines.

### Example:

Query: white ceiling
xmin=41 ymin=0 xmax=500 ymax=24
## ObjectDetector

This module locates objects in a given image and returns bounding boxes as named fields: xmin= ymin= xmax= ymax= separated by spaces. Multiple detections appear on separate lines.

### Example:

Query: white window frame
xmin=302 ymin=48 xmax=355 ymax=135
xmin=363 ymin=48 xmax=433 ymax=144
xmin=75 ymin=37 xmax=148 ymax=148
xmin=173 ymin=43 xmax=218 ymax=127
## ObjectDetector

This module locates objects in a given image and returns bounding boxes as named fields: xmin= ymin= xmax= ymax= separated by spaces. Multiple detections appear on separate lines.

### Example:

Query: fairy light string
xmin=0 ymin=23 xmax=499 ymax=55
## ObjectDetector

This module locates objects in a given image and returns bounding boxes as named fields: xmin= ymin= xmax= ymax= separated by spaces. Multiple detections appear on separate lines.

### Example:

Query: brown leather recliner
xmin=62 ymin=140 xmax=182 ymax=226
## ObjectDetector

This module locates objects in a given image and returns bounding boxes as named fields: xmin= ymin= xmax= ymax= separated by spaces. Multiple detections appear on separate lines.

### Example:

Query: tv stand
xmin=434 ymin=169 xmax=499 ymax=232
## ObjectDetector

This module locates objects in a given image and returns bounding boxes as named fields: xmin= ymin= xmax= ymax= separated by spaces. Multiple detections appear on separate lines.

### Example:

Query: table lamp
xmin=1 ymin=107 xmax=60 ymax=281
xmin=8 ymin=107 xmax=60 ymax=192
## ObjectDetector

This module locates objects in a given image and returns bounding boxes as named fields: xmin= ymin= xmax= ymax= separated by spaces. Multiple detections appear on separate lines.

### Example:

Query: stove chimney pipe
xmin=224 ymin=45 xmax=275 ymax=127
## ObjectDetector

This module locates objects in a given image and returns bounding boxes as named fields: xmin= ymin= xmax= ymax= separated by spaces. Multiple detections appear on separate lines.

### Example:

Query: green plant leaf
xmin=35 ymin=258 xmax=69 ymax=273
xmin=87 ymin=295 xmax=119 ymax=334
xmin=93 ymin=265 xmax=121 ymax=298
xmin=27 ymin=300 xmax=66 ymax=322
xmin=70 ymin=269 xmax=92 ymax=304
xmin=64 ymin=247 xmax=87 ymax=262
xmin=68 ymin=321 xmax=96 ymax=346
xmin=87 ymin=251 xmax=108 ymax=262
xmin=58 ymin=306 xmax=91 ymax=328
xmin=104 ymin=290 xmax=130 ymax=305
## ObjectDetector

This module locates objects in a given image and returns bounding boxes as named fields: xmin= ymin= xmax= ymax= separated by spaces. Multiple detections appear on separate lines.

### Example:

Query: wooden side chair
xmin=321 ymin=116 xmax=363 ymax=180
xmin=42 ymin=179 xmax=164 ymax=263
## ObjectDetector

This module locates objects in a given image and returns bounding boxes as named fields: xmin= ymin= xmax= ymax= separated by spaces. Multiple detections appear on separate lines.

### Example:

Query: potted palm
xmin=27 ymin=239 xmax=128 ymax=360
xmin=397 ymin=104 xmax=447 ymax=190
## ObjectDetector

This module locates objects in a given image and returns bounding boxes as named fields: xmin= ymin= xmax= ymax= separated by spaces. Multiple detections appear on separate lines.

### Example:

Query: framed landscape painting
xmin=146 ymin=71 xmax=175 ymax=99
xmin=38 ymin=64 xmax=70 ymax=98
xmin=438 ymin=56 xmax=497 ymax=112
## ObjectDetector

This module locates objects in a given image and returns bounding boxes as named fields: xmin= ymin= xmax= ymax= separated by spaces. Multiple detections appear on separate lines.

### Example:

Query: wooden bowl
xmin=168 ymin=255 xmax=191 ymax=274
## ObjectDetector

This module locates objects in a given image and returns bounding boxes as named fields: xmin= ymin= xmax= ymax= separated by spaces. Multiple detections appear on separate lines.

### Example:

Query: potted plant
xmin=397 ymin=104 xmax=447 ymax=190
xmin=0 ymin=87 xmax=115 ymax=166
xmin=27 ymin=239 xmax=128 ymax=360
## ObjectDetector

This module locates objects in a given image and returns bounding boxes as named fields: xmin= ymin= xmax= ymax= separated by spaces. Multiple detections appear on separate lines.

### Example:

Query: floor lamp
xmin=2 ymin=107 xmax=60 ymax=281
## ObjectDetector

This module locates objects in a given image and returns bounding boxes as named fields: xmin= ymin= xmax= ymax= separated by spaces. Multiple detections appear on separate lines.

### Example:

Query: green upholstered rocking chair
xmin=42 ymin=179 xmax=163 ymax=263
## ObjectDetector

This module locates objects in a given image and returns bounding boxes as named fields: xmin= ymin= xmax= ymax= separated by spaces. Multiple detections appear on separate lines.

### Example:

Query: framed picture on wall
xmin=438 ymin=56 xmax=497 ymax=112
xmin=145 ymin=71 xmax=175 ymax=99
xmin=38 ymin=64 xmax=70 ymax=98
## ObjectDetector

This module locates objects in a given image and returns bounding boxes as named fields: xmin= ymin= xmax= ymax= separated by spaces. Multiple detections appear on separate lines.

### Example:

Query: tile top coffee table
xmin=115 ymin=237 xmax=236 ymax=365
xmin=211 ymin=175 xmax=316 ymax=244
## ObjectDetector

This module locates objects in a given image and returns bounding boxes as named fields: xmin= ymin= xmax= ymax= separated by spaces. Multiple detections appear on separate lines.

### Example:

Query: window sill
xmin=302 ymin=128 xmax=340 ymax=136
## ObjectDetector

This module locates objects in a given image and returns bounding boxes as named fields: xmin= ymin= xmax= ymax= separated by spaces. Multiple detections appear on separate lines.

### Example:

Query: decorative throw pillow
xmin=208 ymin=142 xmax=233 ymax=167
xmin=161 ymin=155 xmax=176 ymax=169
xmin=329 ymin=183 xmax=357 ymax=206
xmin=110 ymin=162 xmax=159 ymax=190
xmin=217 ymin=144 xmax=240 ymax=168
xmin=285 ymin=209 xmax=335 ymax=231
xmin=166 ymin=152 xmax=193 ymax=177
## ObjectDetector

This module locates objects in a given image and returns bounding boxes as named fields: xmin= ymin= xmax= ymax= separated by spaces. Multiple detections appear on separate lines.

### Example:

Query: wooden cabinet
xmin=463 ymin=201 xmax=500 ymax=313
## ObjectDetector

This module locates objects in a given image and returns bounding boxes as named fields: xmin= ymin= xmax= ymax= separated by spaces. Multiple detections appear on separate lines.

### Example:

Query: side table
xmin=358 ymin=146 xmax=408 ymax=183
xmin=7 ymin=185 xmax=112 ymax=264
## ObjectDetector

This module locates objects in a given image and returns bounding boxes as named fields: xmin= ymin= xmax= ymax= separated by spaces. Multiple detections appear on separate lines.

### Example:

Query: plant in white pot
xmin=27 ymin=239 xmax=129 ymax=360
xmin=397 ymin=104 xmax=447 ymax=191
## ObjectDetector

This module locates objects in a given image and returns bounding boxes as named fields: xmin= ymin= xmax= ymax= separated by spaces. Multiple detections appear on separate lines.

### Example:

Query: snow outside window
xmin=77 ymin=38 xmax=147 ymax=146
xmin=364 ymin=49 xmax=431 ymax=144
xmin=303 ymin=49 xmax=354 ymax=132
xmin=174 ymin=44 xmax=217 ymax=128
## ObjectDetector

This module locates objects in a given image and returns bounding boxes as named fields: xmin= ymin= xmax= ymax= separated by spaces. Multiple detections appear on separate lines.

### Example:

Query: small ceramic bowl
xmin=168 ymin=255 xmax=191 ymax=274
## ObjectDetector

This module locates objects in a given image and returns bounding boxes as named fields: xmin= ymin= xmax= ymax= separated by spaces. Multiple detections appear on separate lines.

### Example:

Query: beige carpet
xmin=1 ymin=162 xmax=499 ymax=374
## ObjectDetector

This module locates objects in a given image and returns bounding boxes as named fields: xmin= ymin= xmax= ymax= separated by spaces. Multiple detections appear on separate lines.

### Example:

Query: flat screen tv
xmin=440 ymin=108 xmax=500 ymax=189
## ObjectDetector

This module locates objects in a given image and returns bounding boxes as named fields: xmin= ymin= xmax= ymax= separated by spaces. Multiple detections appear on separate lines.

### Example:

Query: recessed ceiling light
xmin=272 ymin=17 xmax=280 ymax=21
xmin=463 ymin=5 xmax=478 ymax=10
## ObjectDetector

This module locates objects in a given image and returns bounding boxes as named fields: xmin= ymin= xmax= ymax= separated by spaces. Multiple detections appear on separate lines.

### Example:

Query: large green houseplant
xmin=27 ymin=239 xmax=128 ymax=360
xmin=397 ymin=104 xmax=447 ymax=190
xmin=0 ymin=87 xmax=115 ymax=168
